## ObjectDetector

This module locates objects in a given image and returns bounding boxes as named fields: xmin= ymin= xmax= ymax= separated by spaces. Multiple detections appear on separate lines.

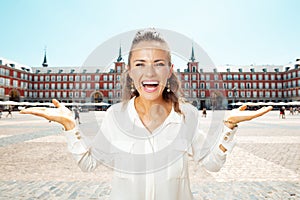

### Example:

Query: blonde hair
xmin=121 ymin=28 xmax=184 ymax=114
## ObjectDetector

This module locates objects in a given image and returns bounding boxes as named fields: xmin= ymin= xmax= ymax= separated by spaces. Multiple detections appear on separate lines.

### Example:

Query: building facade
xmin=0 ymin=51 xmax=299 ymax=109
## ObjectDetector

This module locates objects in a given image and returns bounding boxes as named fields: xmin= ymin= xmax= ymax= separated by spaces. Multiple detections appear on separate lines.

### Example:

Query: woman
xmin=21 ymin=28 xmax=272 ymax=200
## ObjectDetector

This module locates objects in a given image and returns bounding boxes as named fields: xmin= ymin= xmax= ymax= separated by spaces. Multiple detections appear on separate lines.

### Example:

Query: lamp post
xmin=232 ymin=87 xmax=238 ymax=108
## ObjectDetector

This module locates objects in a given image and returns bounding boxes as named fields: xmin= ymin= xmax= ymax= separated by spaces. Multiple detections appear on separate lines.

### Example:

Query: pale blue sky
xmin=0 ymin=0 xmax=299 ymax=67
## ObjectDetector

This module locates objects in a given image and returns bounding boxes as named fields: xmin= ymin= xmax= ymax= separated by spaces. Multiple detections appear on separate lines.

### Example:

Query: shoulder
xmin=179 ymin=102 xmax=199 ymax=118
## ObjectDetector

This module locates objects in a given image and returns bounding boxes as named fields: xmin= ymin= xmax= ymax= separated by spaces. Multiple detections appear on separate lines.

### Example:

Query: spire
xmin=42 ymin=47 xmax=48 ymax=67
xmin=190 ymin=44 xmax=196 ymax=62
xmin=117 ymin=45 xmax=123 ymax=62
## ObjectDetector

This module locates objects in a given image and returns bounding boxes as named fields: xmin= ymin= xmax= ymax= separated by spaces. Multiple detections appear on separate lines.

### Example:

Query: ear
xmin=168 ymin=64 xmax=174 ymax=78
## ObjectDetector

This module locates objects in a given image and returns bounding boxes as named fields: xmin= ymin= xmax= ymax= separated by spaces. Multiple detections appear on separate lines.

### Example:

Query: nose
xmin=144 ymin=65 xmax=156 ymax=77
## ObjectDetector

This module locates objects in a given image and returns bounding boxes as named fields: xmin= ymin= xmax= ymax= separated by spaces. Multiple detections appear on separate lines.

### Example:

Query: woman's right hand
xmin=20 ymin=99 xmax=76 ymax=130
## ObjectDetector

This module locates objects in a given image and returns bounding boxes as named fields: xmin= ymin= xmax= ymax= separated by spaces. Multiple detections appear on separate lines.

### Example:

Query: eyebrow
xmin=133 ymin=59 xmax=166 ymax=63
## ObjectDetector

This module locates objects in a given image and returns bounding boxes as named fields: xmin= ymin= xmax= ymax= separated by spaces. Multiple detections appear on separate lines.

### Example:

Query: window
xmin=69 ymin=83 xmax=73 ymax=89
xmin=227 ymin=75 xmax=232 ymax=80
xmin=75 ymin=83 xmax=80 ymax=89
xmin=272 ymin=91 xmax=276 ymax=97
xmin=109 ymin=75 xmax=113 ymax=81
xmin=206 ymin=83 xmax=210 ymax=89
xmin=45 ymin=92 xmax=49 ymax=98
xmin=57 ymin=76 xmax=61 ymax=81
xmin=87 ymin=83 xmax=91 ymax=89
xmin=192 ymin=75 xmax=197 ymax=80
xmin=252 ymin=75 xmax=256 ymax=80
xmin=108 ymin=92 xmax=113 ymax=98
xmin=109 ymin=83 xmax=113 ymax=89
xmin=63 ymin=92 xmax=67 ymax=98
xmin=233 ymin=75 xmax=238 ymax=80
xmin=45 ymin=84 xmax=49 ymax=89
xmin=264 ymin=74 xmax=269 ymax=80
xmin=246 ymin=91 xmax=251 ymax=97
xmin=34 ymin=83 xmax=38 ymax=89
xmin=222 ymin=75 xmax=227 ymax=80
xmin=69 ymin=76 xmax=74 ymax=81
xmin=228 ymin=83 xmax=232 ymax=89
xmin=40 ymin=76 xmax=44 ymax=81
xmin=75 ymin=76 xmax=80 ymax=81
xmin=81 ymin=83 xmax=86 ymax=89
xmin=240 ymin=83 xmax=245 ymax=89
xmin=201 ymin=91 xmax=205 ymax=97
xmin=258 ymin=74 xmax=263 ymax=80
xmin=240 ymin=91 xmax=245 ymax=97
xmin=192 ymin=82 xmax=197 ymax=89
xmin=214 ymin=75 xmax=218 ymax=80
xmin=184 ymin=75 xmax=188 ymax=81
xmin=184 ymin=82 xmax=189 ymax=89
xmin=214 ymin=83 xmax=219 ymax=89
xmin=259 ymin=91 xmax=264 ymax=97
xmin=12 ymin=80 xmax=18 ymax=87
xmin=51 ymin=83 xmax=55 ymax=89
xmin=253 ymin=91 xmax=257 ymax=97
xmin=63 ymin=76 xmax=67 ymax=81
xmin=81 ymin=76 xmax=86 ymax=81
xmin=200 ymin=83 xmax=205 ymax=89
xmin=63 ymin=83 xmax=67 ymax=89
xmin=57 ymin=83 xmax=61 ymax=90
xmin=228 ymin=91 xmax=232 ymax=97
xmin=51 ymin=76 xmax=56 ymax=81
xmin=45 ymin=76 xmax=50 ymax=81
xmin=39 ymin=92 xmax=43 ymax=98
xmin=104 ymin=83 xmax=107 ymax=89
xmin=103 ymin=75 xmax=107 ymax=81
xmin=205 ymin=75 xmax=210 ymax=81
xmin=13 ymin=71 xmax=17 ymax=78
xmin=95 ymin=83 xmax=99 ymax=90
xmin=95 ymin=75 xmax=100 ymax=81
xmin=265 ymin=83 xmax=269 ymax=89
xmin=87 ymin=76 xmax=91 ymax=81
xmin=271 ymin=75 xmax=275 ymax=80
xmin=259 ymin=83 xmax=263 ymax=89
xmin=51 ymin=92 xmax=55 ymax=98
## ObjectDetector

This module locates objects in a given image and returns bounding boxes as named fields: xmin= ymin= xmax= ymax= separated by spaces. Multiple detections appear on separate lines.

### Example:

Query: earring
xmin=167 ymin=81 xmax=171 ymax=92
xmin=131 ymin=82 xmax=135 ymax=92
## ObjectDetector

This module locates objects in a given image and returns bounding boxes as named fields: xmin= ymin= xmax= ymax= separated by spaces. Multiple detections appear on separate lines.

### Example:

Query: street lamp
xmin=232 ymin=87 xmax=238 ymax=108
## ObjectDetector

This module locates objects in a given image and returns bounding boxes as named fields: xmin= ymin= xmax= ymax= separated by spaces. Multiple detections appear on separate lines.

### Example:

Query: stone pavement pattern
xmin=0 ymin=110 xmax=299 ymax=199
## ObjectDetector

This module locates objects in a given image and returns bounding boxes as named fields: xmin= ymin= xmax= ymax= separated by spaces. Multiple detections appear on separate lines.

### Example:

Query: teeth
xmin=142 ymin=81 xmax=159 ymax=85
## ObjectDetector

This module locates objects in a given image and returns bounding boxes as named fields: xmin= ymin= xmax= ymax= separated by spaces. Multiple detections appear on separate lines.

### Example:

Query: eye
xmin=154 ymin=62 xmax=166 ymax=67
xmin=135 ymin=63 xmax=145 ymax=67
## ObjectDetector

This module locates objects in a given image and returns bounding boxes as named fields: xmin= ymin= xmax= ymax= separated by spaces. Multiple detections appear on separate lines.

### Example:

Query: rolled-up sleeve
xmin=62 ymin=128 xmax=99 ymax=172
xmin=191 ymin=125 xmax=237 ymax=172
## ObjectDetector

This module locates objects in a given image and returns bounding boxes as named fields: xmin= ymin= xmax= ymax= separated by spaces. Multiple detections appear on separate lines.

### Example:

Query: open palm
xmin=227 ymin=105 xmax=273 ymax=124
xmin=20 ymin=99 xmax=76 ymax=130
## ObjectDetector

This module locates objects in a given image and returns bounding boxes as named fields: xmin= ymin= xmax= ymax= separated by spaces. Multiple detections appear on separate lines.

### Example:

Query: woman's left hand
xmin=225 ymin=105 xmax=273 ymax=128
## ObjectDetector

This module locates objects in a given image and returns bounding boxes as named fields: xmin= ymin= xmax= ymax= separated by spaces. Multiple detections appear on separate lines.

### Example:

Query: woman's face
xmin=129 ymin=41 xmax=173 ymax=101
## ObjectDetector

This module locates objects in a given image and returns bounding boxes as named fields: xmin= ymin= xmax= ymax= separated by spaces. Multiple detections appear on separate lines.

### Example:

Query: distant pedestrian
xmin=73 ymin=106 xmax=81 ymax=124
xmin=6 ymin=106 xmax=13 ymax=118
xmin=202 ymin=108 xmax=207 ymax=117
xmin=279 ymin=106 xmax=285 ymax=119
xmin=0 ymin=109 xmax=2 ymax=119
xmin=289 ymin=107 xmax=294 ymax=115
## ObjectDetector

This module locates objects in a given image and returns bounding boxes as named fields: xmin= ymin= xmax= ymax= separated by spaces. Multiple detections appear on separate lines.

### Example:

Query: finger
xmin=52 ymin=99 xmax=61 ymax=108
xmin=238 ymin=104 xmax=247 ymax=111
xmin=20 ymin=107 xmax=47 ymax=114
xmin=253 ymin=106 xmax=273 ymax=118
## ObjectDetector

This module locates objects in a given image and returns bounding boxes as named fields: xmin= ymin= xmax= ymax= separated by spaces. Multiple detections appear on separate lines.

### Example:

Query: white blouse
xmin=63 ymin=97 xmax=237 ymax=200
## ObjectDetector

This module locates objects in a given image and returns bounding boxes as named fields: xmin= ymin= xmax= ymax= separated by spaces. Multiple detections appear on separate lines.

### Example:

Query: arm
xmin=20 ymin=99 xmax=99 ymax=172
xmin=193 ymin=105 xmax=272 ymax=172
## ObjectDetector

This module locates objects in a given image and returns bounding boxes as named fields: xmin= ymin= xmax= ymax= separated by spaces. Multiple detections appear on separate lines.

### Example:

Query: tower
xmin=42 ymin=47 xmax=48 ymax=67
xmin=187 ymin=44 xmax=198 ymax=72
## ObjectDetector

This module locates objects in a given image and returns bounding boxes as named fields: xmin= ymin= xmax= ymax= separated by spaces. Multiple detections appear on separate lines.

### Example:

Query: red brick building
xmin=0 ymin=49 xmax=299 ymax=109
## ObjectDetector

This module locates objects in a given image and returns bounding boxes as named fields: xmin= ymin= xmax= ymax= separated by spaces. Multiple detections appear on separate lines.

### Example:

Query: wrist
xmin=223 ymin=120 xmax=238 ymax=129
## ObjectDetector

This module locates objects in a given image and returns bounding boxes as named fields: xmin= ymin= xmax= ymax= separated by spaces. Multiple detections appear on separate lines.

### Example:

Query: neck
xmin=135 ymin=96 xmax=170 ymax=114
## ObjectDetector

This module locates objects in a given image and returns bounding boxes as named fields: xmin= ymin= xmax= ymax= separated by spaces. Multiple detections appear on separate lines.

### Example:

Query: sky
xmin=0 ymin=0 xmax=299 ymax=68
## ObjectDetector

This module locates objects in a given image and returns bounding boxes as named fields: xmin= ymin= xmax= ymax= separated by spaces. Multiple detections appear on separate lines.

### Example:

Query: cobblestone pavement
xmin=0 ymin=110 xmax=299 ymax=199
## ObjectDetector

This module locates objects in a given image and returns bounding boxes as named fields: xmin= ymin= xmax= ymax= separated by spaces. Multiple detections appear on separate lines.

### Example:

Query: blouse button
xmin=77 ymin=136 xmax=81 ymax=140
xmin=224 ymin=136 xmax=228 ymax=141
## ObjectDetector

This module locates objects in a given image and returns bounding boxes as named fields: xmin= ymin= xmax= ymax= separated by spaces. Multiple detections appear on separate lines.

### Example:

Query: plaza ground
xmin=0 ymin=110 xmax=299 ymax=199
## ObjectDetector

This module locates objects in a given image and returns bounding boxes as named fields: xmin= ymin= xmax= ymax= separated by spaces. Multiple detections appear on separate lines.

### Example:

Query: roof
xmin=0 ymin=57 xmax=32 ymax=73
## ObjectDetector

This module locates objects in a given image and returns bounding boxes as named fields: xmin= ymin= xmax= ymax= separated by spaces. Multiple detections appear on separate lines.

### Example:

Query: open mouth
xmin=142 ymin=81 xmax=160 ymax=92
